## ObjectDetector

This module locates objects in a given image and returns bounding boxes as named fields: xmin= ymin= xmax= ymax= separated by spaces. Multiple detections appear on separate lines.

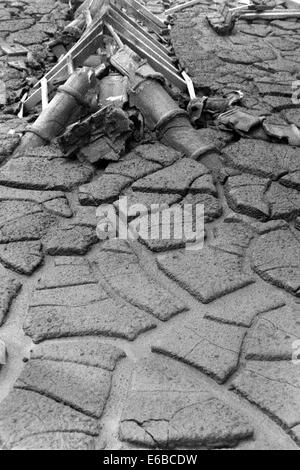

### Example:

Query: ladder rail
xmin=106 ymin=17 xmax=186 ymax=89
xmin=24 ymin=21 xmax=104 ymax=110
xmin=108 ymin=8 xmax=175 ymax=67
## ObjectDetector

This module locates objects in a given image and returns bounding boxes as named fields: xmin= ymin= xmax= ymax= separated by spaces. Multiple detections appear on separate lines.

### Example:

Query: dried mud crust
xmin=0 ymin=0 xmax=299 ymax=451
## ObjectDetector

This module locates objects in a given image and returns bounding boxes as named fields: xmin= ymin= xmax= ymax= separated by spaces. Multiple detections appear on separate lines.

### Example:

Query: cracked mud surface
xmin=0 ymin=0 xmax=299 ymax=451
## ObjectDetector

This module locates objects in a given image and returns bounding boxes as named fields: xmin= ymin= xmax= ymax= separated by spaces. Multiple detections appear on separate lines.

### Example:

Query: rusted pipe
xmin=18 ymin=67 xmax=96 ymax=151
xmin=130 ymin=78 xmax=214 ymax=158
xmin=159 ymin=115 xmax=215 ymax=159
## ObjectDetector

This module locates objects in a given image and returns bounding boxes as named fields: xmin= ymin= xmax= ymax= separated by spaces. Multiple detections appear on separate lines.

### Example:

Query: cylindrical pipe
xmin=18 ymin=67 xmax=96 ymax=151
xmin=130 ymin=78 xmax=214 ymax=158
xmin=130 ymin=79 xmax=186 ymax=130
xmin=159 ymin=115 xmax=215 ymax=159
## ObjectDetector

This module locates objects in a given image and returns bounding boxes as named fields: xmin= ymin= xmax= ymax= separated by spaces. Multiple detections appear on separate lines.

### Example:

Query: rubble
xmin=206 ymin=0 xmax=298 ymax=36
xmin=0 ymin=80 xmax=6 ymax=107
xmin=5 ymin=0 xmax=300 ymax=160
xmin=262 ymin=121 xmax=300 ymax=145
xmin=18 ymin=68 xmax=97 ymax=151
xmin=217 ymin=107 xmax=265 ymax=133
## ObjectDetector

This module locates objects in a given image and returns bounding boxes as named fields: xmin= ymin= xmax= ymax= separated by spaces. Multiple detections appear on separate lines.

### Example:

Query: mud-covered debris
xmin=189 ymin=91 xmax=243 ymax=127
xmin=18 ymin=68 xmax=97 ymax=151
xmin=262 ymin=121 xmax=300 ymax=146
xmin=217 ymin=107 xmax=265 ymax=133
xmin=48 ymin=40 xmax=67 ymax=60
xmin=58 ymin=105 xmax=133 ymax=158
xmin=188 ymin=97 xmax=206 ymax=127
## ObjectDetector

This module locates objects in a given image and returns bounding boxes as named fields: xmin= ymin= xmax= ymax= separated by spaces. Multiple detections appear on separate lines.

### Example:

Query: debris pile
xmin=12 ymin=0 xmax=217 ymax=161
xmin=206 ymin=0 xmax=300 ymax=35
xmin=1 ymin=0 xmax=300 ymax=161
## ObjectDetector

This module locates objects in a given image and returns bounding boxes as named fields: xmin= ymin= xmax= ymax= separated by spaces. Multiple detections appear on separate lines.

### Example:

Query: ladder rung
xmin=107 ymin=14 xmax=179 ymax=77
xmin=110 ymin=4 xmax=171 ymax=57
xmin=108 ymin=8 xmax=174 ymax=67
xmin=24 ymin=21 xmax=104 ymax=110
xmin=118 ymin=0 xmax=166 ymax=34
xmin=107 ymin=19 xmax=186 ymax=90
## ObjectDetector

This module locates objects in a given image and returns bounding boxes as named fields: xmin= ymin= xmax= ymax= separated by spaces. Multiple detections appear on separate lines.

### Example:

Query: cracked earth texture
xmin=0 ymin=0 xmax=299 ymax=451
